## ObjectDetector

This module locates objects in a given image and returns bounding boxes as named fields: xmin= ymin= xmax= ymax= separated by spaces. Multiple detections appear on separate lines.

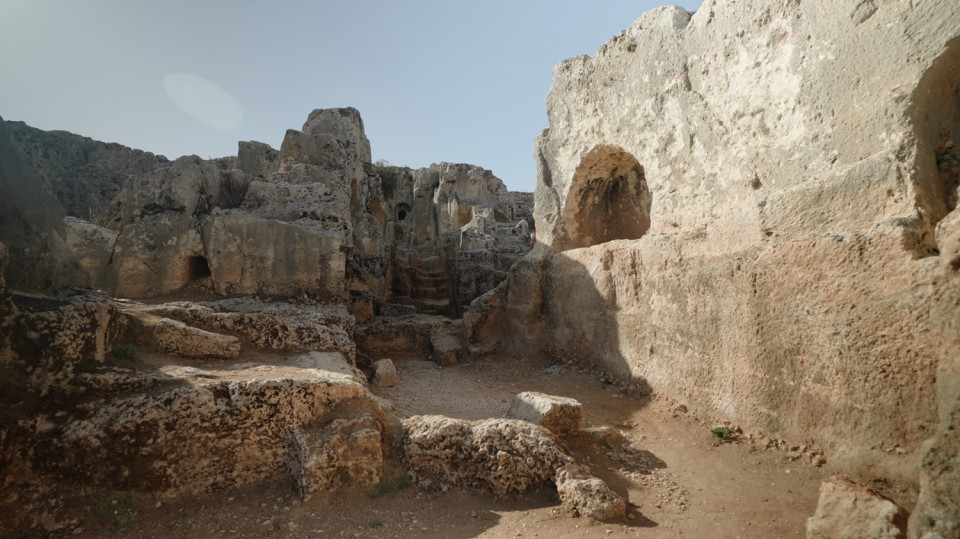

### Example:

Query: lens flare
xmin=162 ymin=73 xmax=243 ymax=130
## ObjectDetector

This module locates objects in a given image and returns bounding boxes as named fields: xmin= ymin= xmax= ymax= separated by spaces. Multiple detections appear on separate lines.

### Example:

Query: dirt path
xmin=66 ymin=358 xmax=828 ymax=538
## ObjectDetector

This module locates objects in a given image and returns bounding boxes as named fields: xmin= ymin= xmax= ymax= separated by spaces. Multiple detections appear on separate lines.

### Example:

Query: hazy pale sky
xmin=1 ymin=1 xmax=700 ymax=192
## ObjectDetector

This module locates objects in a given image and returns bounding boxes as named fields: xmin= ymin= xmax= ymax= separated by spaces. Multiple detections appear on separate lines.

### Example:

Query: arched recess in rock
xmin=184 ymin=255 xmax=211 ymax=282
xmin=911 ymin=35 xmax=960 ymax=255
xmin=559 ymin=145 xmax=652 ymax=251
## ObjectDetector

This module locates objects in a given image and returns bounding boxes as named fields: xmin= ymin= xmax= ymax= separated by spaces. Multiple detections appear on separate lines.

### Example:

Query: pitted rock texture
xmin=469 ymin=0 xmax=960 ymax=494
xmin=153 ymin=318 xmax=240 ymax=359
xmin=288 ymin=414 xmax=384 ymax=502
xmin=32 ymin=369 xmax=387 ymax=494
xmin=1 ymin=108 xmax=533 ymax=313
xmin=506 ymin=391 xmax=583 ymax=437
xmin=130 ymin=298 xmax=358 ymax=362
xmin=401 ymin=415 xmax=572 ymax=497
xmin=555 ymin=464 xmax=627 ymax=521
xmin=806 ymin=476 xmax=908 ymax=539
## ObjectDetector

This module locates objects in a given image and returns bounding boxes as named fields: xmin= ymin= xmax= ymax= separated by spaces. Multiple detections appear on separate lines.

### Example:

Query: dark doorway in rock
xmin=561 ymin=144 xmax=652 ymax=250
xmin=186 ymin=255 xmax=211 ymax=282
xmin=396 ymin=203 xmax=411 ymax=222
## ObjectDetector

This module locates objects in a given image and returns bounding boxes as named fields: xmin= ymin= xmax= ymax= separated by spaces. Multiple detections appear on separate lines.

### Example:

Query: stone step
xmin=414 ymin=287 xmax=449 ymax=300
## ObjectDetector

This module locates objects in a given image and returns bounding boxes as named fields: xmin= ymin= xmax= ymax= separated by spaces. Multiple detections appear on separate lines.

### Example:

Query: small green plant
xmin=368 ymin=519 xmax=385 ymax=529
xmin=711 ymin=426 xmax=735 ymax=442
xmin=368 ymin=476 xmax=411 ymax=500
xmin=113 ymin=343 xmax=141 ymax=363
xmin=95 ymin=490 xmax=135 ymax=530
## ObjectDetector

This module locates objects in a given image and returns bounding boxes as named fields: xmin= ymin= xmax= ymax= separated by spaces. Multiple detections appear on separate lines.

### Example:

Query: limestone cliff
xmin=0 ymin=108 xmax=533 ymax=318
xmin=6 ymin=120 xmax=168 ymax=220
xmin=466 ymin=1 xmax=960 ymax=531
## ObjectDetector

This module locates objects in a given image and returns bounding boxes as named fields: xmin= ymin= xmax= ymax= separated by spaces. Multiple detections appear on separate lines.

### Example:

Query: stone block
xmin=371 ymin=358 xmax=397 ymax=387
xmin=506 ymin=391 xmax=583 ymax=437
xmin=288 ymin=414 xmax=383 ymax=502
xmin=555 ymin=464 xmax=626 ymax=521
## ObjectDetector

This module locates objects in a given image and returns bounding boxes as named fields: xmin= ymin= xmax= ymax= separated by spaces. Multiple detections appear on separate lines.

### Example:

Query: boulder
xmin=506 ymin=391 xmax=583 ymax=437
xmin=806 ymin=477 xmax=907 ymax=539
xmin=288 ymin=414 xmax=383 ymax=501
xmin=153 ymin=318 xmax=240 ymax=359
xmin=402 ymin=415 xmax=571 ymax=497
xmin=63 ymin=216 xmax=117 ymax=288
xmin=555 ymin=464 xmax=626 ymax=521
xmin=371 ymin=358 xmax=397 ymax=387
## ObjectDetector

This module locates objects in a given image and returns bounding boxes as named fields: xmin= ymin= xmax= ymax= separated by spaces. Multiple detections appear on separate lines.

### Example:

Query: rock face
xmin=152 ymin=318 xmax=241 ymax=359
xmin=0 ymin=290 xmax=397 ymax=530
xmin=5 ymin=119 xmax=168 ymax=219
xmin=401 ymin=415 xmax=571 ymax=497
xmin=555 ymin=464 xmax=627 ymax=521
xmin=288 ymin=414 xmax=384 ymax=502
xmin=0 ymin=108 xmax=533 ymax=316
xmin=467 ymin=0 xmax=960 ymax=502
xmin=806 ymin=477 xmax=908 ymax=539
xmin=0 ymin=117 xmax=86 ymax=291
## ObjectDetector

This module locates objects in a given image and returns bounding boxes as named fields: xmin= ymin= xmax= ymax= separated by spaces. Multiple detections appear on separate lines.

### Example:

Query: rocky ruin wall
xmin=488 ymin=0 xmax=960 ymax=479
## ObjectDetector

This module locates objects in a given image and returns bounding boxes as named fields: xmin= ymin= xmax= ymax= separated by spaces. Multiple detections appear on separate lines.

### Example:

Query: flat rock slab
xmin=506 ymin=391 xmax=583 ymax=437
xmin=154 ymin=318 xmax=240 ymax=359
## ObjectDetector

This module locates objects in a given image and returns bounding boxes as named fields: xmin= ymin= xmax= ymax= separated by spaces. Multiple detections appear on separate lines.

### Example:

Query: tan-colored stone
xmin=371 ymin=358 xmax=397 ymax=387
xmin=153 ymin=318 xmax=240 ymax=359
xmin=288 ymin=414 xmax=383 ymax=502
xmin=506 ymin=391 xmax=583 ymax=437
xmin=807 ymin=477 xmax=907 ymax=539
xmin=402 ymin=415 xmax=571 ymax=497
xmin=555 ymin=464 xmax=626 ymax=521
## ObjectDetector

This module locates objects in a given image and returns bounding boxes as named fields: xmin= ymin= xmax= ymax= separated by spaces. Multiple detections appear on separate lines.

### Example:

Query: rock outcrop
xmin=5 ymin=119 xmax=168 ymax=219
xmin=0 ymin=108 xmax=534 ymax=318
xmin=0 ymin=288 xmax=398 ymax=530
xmin=466 ymin=1 xmax=960 ymax=510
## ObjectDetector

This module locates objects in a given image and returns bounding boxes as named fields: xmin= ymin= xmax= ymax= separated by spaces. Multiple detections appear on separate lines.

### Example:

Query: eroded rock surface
xmin=289 ymin=414 xmax=384 ymax=502
xmin=555 ymin=464 xmax=627 ymax=521
xmin=468 ymin=0 xmax=960 ymax=497
xmin=506 ymin=391 xmax=583 ymax=437
xmin=402 ymin=415 xmax=571 ymax=497
xmin=807 ymin=476 xmax=908 ymax=539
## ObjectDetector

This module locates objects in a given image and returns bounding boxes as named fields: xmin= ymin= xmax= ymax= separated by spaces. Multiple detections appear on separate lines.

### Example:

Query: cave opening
xmin=186 ymin=255 xmax=211 ymax=282
xmin=561 ymin=144 xmax=651 ymax=250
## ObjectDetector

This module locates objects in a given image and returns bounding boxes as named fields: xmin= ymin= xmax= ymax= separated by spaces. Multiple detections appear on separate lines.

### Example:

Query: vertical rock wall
xmin=468 ymin=0 xmax=960 ymax=506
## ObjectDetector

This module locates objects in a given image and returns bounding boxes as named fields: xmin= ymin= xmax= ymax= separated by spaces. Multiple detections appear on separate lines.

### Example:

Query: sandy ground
xmin=45 ymin=356 xmax=834 ymax=538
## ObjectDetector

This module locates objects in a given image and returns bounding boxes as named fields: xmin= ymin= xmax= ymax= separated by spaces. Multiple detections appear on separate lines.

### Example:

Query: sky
xmin=0 ymin=1 xmax=701 ymax=193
